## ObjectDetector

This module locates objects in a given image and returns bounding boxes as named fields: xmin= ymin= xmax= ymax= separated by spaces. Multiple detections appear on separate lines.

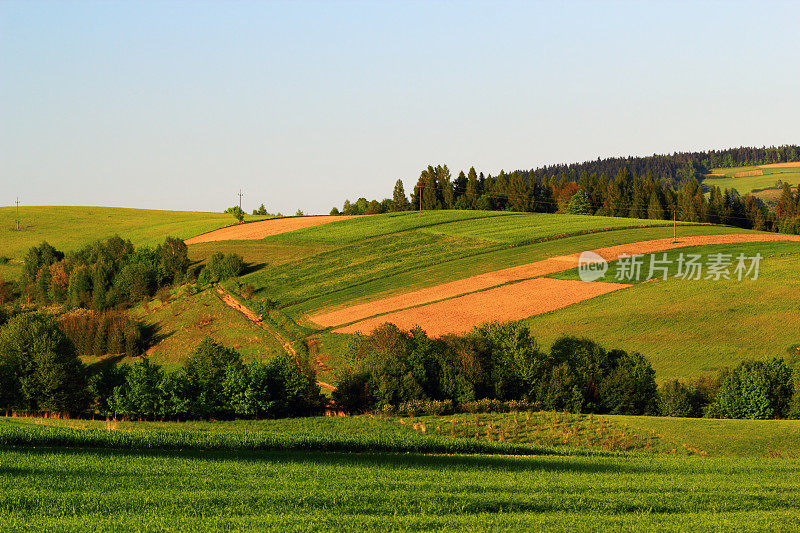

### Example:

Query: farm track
xmin=213 ymin=287 xmax=335 ymax=391
xmin=318 ymin=233 xmax=800 ymax=335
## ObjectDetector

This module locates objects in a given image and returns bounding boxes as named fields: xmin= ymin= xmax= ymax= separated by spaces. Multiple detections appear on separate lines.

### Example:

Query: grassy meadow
xmin=1 ymin=415 xmax=799 ymax=531
xmin=703 ymin=164 xmax=800 ymax=195
xmin=537 ymin=241 xmax=800 ymax=381
xmin=0 ymin=206 xmax=272 ymax=280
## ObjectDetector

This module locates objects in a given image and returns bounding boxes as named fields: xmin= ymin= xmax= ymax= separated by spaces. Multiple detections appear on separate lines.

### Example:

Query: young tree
xmin=566 ymin=190 xmax=593 ymax=215
xmin=391 ymin=179 xmax=410 ymax=211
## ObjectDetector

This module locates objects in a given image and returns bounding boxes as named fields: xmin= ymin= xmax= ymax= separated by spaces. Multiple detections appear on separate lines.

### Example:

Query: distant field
xmin=704 ymin=164 xmax=800 ymax=195
xmin=0 ymin=206 xmax=257 ymax=264
xmin=1 ymin=416 xmax=799 ymax=530
xmin=533 ymin=240 xmax=800 ymax=381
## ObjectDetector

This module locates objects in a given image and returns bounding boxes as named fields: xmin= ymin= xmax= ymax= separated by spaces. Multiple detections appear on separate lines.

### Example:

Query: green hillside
xmin=197 ymin=210 xmax=795 ymax=384
xmin=3 ymin=207 xmax=797 ymax=385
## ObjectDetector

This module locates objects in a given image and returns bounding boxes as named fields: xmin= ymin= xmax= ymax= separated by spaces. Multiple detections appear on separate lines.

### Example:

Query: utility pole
xmin=673 ymin=209 xmax=677 ymax=242
xmin=15 ymin=197 xmax=20 ymax=231
xmin=238 ymin=189 xmax=244 ymax=212
xmin=418 ymin=185 xmax=422 ymax=212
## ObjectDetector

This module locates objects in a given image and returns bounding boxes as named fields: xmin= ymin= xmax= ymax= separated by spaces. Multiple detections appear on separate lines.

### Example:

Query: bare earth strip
xmin=185 ymin=216 xmax=360 ymax=244
xmin=333 ymin=279 xmax=631 ymax=336
xmin=314 ymin=234 xmax=800 ymax=333
xmin=758 ymin=162 xmax=800 ymax=169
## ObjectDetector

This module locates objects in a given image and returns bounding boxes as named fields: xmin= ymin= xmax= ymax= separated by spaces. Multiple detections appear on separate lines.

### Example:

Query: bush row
xmin=0 ymin=313 xmax=323 ymax=419
xmin=332 ymin=322 xmax=800 ymax=420
xmin=332 ymin=322 xmax=659 ymax=416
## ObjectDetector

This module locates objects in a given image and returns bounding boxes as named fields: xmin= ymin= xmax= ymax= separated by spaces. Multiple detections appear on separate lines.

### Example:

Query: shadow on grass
xmin=2 ymin=446 xmax=643 ymax=475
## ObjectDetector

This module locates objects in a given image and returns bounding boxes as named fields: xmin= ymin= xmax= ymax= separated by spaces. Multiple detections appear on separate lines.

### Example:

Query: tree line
xmin=331 ymin=322 xmax=799 ymax=420
xmin=0 ymin=312 xmax=796 ymax=420
xmin=331 ymin=145 xmax=800 ymax=234
xmin=0 ymin=313 xmax=322 ymax=419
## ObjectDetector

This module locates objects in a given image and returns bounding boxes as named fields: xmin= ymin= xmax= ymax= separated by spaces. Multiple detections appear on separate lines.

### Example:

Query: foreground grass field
xmin=1 ymin=416 xmax=799 ymax=530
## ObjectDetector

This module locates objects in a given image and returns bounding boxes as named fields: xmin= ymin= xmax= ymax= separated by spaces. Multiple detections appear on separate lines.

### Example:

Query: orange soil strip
xmin=311 ymin=233 xmax=800 ymax=329
xmin=333 ymin=278 xmax=631 ymax=337
xmin=733 ymin=170 xmax=763 ymax=178
xmin=758 ymin=162 xmax=800 ymax=169
xmin=185 ymin=216 xmax=360 ymax=244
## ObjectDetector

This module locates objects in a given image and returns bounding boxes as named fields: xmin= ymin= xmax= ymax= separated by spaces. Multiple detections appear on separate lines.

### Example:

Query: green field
xmin=703 ymin=165 xmax=800 ymax=196
xmin=0 ymin=206 xmax=269 ymax=278
xmin=1 ymin=415 xmax=799 ymax=530
xmin=536 ymin=240 xmax=800 ymax=381
xmin=3 ymin=207 xmax=797 ymax=387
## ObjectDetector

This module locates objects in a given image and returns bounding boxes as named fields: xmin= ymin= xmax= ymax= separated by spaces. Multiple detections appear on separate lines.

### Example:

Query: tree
xmin=599 ymin=352 xmax=658 ymax=415
xmin=0 ymin=313 xmax=88 ymax=414
xmin=391 ymin=180 xmax=410 ymax=211
xmin=108 ymin=359 xmax=166 ymax=419
xmin=465 ymin=167 xmax=480 ymax=209
xmin=713 ymin=358 xmax=794 ymax=419
xmin=158 ymin=237 xmax=189 ymax=285
xmin=566 ymin=190 xmax=593 ymax=215
xmin=225 ymin=206 xmax=245 ymax=223
xmin=182 ymin=337 xmax=244 ymax=417
xmin=647 ymin=191 xmax=665 ymax=220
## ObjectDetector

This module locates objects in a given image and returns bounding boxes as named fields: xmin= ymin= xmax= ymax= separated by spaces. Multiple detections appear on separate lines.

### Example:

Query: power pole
xmin=15 ymin=197 xmax=20 ymax=231
xmin=673 ymin=209 xmax=677 ymax=242
xmin=418 ymin=185 xmax=422 ymax=212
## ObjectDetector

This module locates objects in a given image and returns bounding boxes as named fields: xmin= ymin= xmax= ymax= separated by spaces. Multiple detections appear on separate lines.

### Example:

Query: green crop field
xmin=538 ymin=240 xmax=800 ymax=381
xmin=703 ymin=165 xmax=800 ymax=195
xmin=1 ymin=415 xmax=799 ymax=530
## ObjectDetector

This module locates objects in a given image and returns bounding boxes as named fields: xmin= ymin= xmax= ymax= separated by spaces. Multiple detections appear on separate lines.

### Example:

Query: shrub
xmin=712 ymin=358 xmax=794 ymax=419
xmin=331 ymin=369 xmax=374 ymax=414
xmin=658 ymin=380 xmax=703 ymax=417
xmin=600 ymin=352 xmax=658 ymax=415
xmin=201 ymin=252 xmax=245 ymax=284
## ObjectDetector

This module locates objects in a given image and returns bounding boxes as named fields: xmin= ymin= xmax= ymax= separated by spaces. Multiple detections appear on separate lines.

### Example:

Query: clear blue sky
xmin=2 ymin=0 xmax=798 ymax=214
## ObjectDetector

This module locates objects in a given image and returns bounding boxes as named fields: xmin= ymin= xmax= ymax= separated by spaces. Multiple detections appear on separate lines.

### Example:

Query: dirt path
xmin=213 ymin=287 xmax=335 ymax=391
xmin=314 ymin=233 xmax=800 ymax=334
xmin=185 ymin=215 xmax=361 ymax=244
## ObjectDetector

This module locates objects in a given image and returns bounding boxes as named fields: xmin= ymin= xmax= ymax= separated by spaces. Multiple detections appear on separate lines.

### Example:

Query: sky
xmin=1 ymin=0 xmax=799 ymax=215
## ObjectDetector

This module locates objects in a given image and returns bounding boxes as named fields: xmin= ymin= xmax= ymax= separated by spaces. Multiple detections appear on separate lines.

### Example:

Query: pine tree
xmin=391 ymin=179 xmax=409 ymax=211
xmin=647 ymin=192 xmax=665 ymax=220
xmin=465 ymin=167 xmax=479 ymax=209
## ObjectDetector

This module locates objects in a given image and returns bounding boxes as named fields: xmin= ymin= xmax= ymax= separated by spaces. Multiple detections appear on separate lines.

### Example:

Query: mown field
xmin=1 ymin=415 xmax=799 ymax=531
xmin=704 ymin=164 xmax=800 ymax=196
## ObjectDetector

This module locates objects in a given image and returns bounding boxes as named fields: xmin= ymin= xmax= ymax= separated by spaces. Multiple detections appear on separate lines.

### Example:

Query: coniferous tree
xmin=391 ymin=179 xmax=410 ymax=211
